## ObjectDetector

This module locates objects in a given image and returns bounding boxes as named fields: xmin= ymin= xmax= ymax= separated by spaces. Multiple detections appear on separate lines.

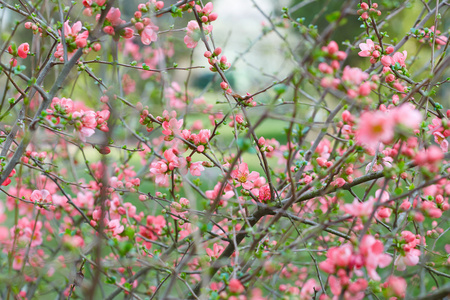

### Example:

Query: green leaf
xmin=325 ymin=11 xmax=341 ymax=23
xmin=105 ymin=276 xmax=116 ymax=284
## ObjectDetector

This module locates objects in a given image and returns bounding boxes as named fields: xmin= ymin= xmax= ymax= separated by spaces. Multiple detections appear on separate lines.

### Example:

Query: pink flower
xmin=162 ymin=118 xmax=183 ymax=137
xmin=137 ymin=215 xmax=166 ymax=248
xmin=202 ymin=2 xmax=214 ymax=15
xmin=327 ymin=41 xmax=339 ymax=54
xmin=72 ymin=110 xmax=97 ymax=141
xmin=206 ymin=243 xmax=224 ymax=259
xmin=106 ymin=7 xmax=122 ymax=26
xmin=356 ymin=110 xmax=395 ymax=148
xmin=184 ymin=21 xmax=201 ymax=48
xmin=414 ymin=145 xmax=443 ymax=166
xmin=342 ymin=66 xmax=369 ymax=86
xmin=141 ymin=22 xmax=159 ymax=45
xmin=122 ymin=27 xmax=134 ymax=39
xmin=197 ymin=129 xmax=211 ymax=144
xmin=231 ymin=162 xmax=260 ymax=190
xmin=108 ymin=219 xmax=124 ymax=236
xmin=360 ymin=235 xmax=392 ymax=281
xmin=358 ymin=39 xmax=375 ymax=57
xmin=258 ymin=185 xmax=271 ymax=202
xmin=395 ymin=248 xmax=421 ymax=271
xmin=228 ymin=279 xmax=244 ymax=294
xmin=343 ymin=197 xmax=375 ymax=217
xmin=79 ymin=127 xmax=95 ymax=141
xmin=189 ymin=161 xmax=204 ymax=176
xmin=358 ymin=81 xmax=371 ymax=96
xmin=300 ymin=278 xmax=320 ymax=299
xmin=393 ymin=51 xmax=407 ymax=67
xmin=17 ymin=43 xmax=29 ymax=59
xmin=391 ymin=104 xmax=422 ymax=130
xmin=384 ymin=276 xmax=407 ymax=298
xmin=381 ymin=55 xmax=393 ymax=67
xmin=52 ymin=97 xmax=74 ymax=113
xmin=205 ymin=182 xmax=234 ymax=204
xmin=30 ymin=189 xmax=51 ymax=203
xmin=433 ymin=132 xmax=448 ymax=152
xmin=163 ymin=149 xmax=181 ymax=170
xmin=319 ymin=244 xmax=353 ymax=273
xmin=333 ymin=177 xmax=346 ymax=187
xmin=150 ymin=161 xmax=168 ymax=185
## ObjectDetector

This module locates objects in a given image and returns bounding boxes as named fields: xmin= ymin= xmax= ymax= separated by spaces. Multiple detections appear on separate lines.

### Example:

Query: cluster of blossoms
xmin=82 ymin=0 xmax=107 ymax=16
xmin=100 ymin=7 xmax=133 ymax=39
xmin=394 ymin=231 xmax=423 ymax=271
xmin=355 ymin=104 xmax=422 ymax=149
xmin=184 ymin=20 xmax=213 ymax=49
xmin=205 ymin=47 xmax=231 ymax=73
xmin=24 ymin=21 xmax=42 ymax=35
xmin=205 ymin=182 xmax=235 ymax=207
xmin=415 ymin=26 xmax=448 ymax=49
xmin=21 ymin=150 xmax=48 ymax=165
xmin=319 ymin=235 xmax=392 ymax=299
xmin=54 ymin=21 xmax=89 ymax=62
xmin=183 ymin=2 xmax=218 ymax=48
xmin=357 ymin=1 xmax=381 ymax=20
xmin=49 ymin=97 xmax=110 ymax=142
xmin=7 ymin=43 xmax=29 ymax=66
xmin=132 ymin=3 xmax=162 ymax=45
xmin=149 ymin=147 xmax=205 ymax=186
xmin=319 ymin=41 xmax=380 ymax=99
xmin=428 ymin=114 xmax=450 ymax=151
xmin=358 ymin=39 xmax=410 ymax=85
xmin=358 ymin=39 xmax=394 ymax=64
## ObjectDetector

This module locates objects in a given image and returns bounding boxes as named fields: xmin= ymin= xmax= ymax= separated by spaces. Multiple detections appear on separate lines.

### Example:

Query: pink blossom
xmin=356 ymin=110 xmax=395 ymax=148
xmin=391 ymin=104 xmax=422 ymax=130
xmin=205 ymin=182 xmax=234 ymax=204
xmin=108 ymin=219 xmax=124 ymax=236
xmin=300 ymin=278 xmax=320 ymax=299
xmin=17 ymin=43 xmax=29 ymax=59
xmin=141 ymin=22 xmax=159 ymax=45
xmin=106 ymin=7 xmax=123 ymax=26
xmin=358 ymin=39 xmax=375 ymax=57
xmin=189 ymin=161 xmax=204 ymax=176
xmin=343 ymin=197 xmax=375 ymax=217
xmin=228 ymin=279 xmax=244 ymax=294
xmin=137 ymin=215 xmax=166 ymax=248
xmin=162 ymin=118 xmax=183 ymax=137
xmin=52 ymin=97 xmax=74 ymax=113
xmin=395 ymin=248 xmax=421 ymax=271
xmin=184 ymin=21 xmax=201 ymax=48
xmin=72 ymin=110 xmax=97 ymax=141
xmin=381 ymin=55 xmax=393 ymax=67
xmin=150 ymin=161 xmax=168 ymax=185
xmin=197 ymin=129 xmax=211 ymax=144
xmin=414 ymin=145 xmax=443 ymax=166
xmin=433 ymin=131 xmax=448 ymax=152
xmin=342 ymin=66 xmax=369 ymax=86
xmin=360 ymin=235 xmax=392 ymax=281
xmin=384 ymin=276 xmax=407 ymax=298
xmin=319 ymin=243 xmax=353 ymax=273
xmin=30 ymin=189 xmax=51 ymax=203
xmin=206 ymin=243 xmax=224 ymax=259
xmin=258 ymin=185 xmax=271 ymax=202
xmin=231 ymin=162 xmax=260 ymax=190
xmin=393 ymin=51 xmax=407 ymax=67
xmin=163 ymin=149 xmax=182 ymax=170
xmin=327 ymin=41 xmax=339 ymax=54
